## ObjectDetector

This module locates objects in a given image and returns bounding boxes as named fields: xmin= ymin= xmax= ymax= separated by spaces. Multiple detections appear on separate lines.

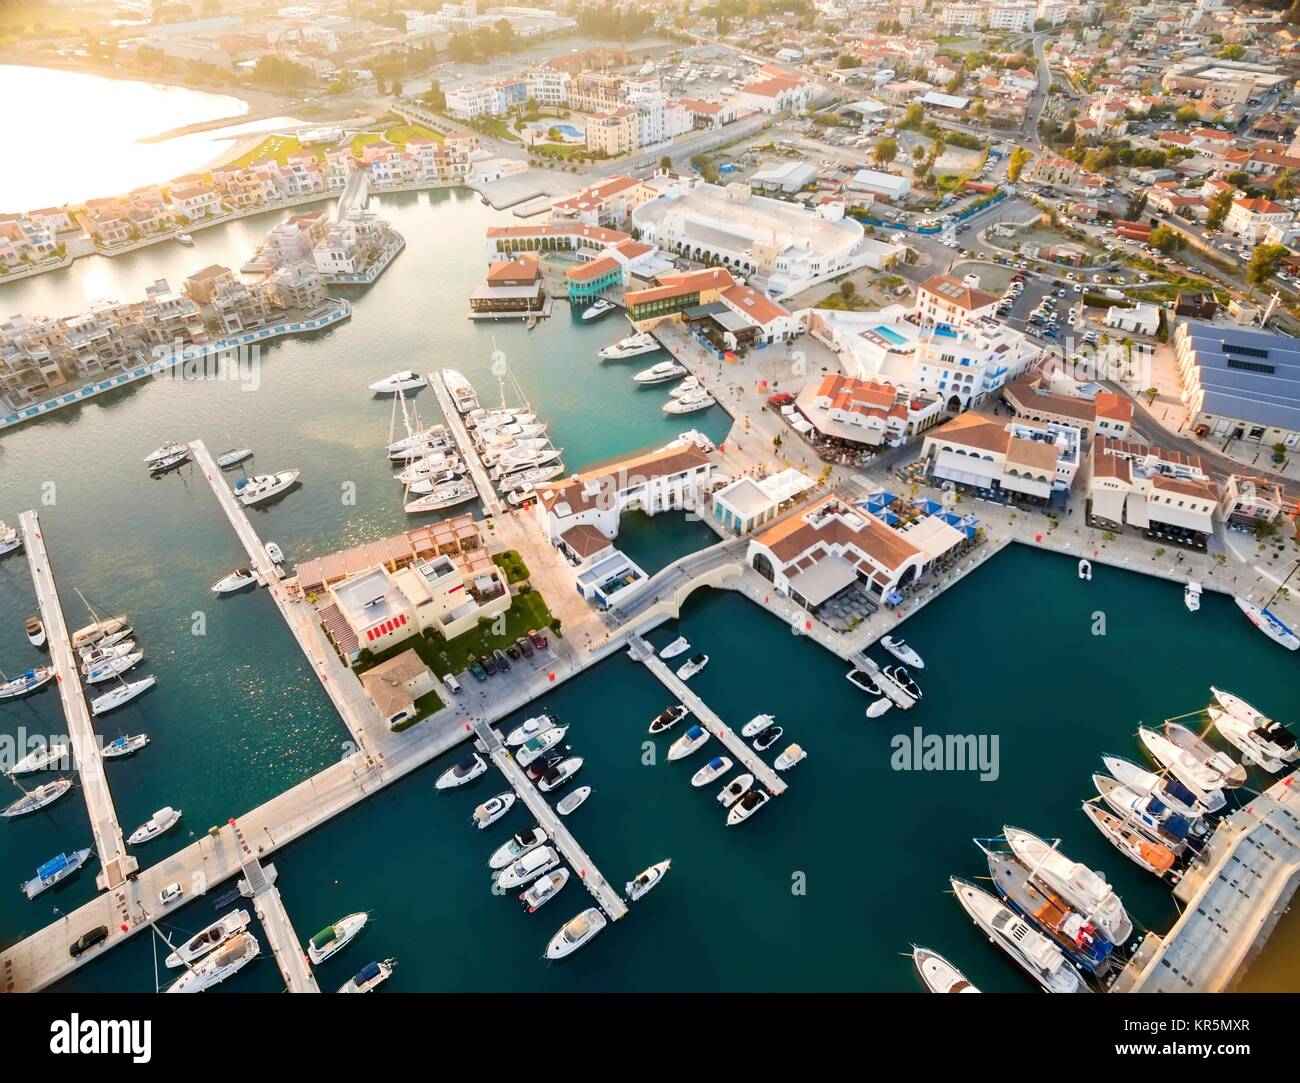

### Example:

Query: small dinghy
xmin=717 ymin=772 xmax=754 ymax=808
xmin=1078 ymin=558 xmax=1092 ymax=581
xmin=690 ymin=755 xmax=732 ymax=787
xmin=774 ymin=743 xmax=807 ymax=771
xmin=471 ymin=792 xmax=515 ymax=830
xmin=436 ymin=753 xmax=486 ymax=790
xmin=521 ymin=868 xmax=569 ymax=912
xmin=1184 ymin=581 xmax=1202 ymax=612
xmin=649 ymin=705 xmax=688 ymax=734
xmin=626 ymin=859 xmax=671 ymax=901
xmin=866 ymin=698 xmax=893 ymax=719
xmin=752 ymin=726 xmax=783 ymax=752
xmin=25 ymin=617 xmax=46 ymax=648
xmin=556 ymin=786 xmax=591 ymax=817
xmin=668 ymin=725 xmax=709 ymax=761
xmin=128 ymin=806 xmax=181 ymax=845
xmin=741 ymin=714 xmax=775 ymax=738
xmin=659 ymin=636 xmax=690 ymax=659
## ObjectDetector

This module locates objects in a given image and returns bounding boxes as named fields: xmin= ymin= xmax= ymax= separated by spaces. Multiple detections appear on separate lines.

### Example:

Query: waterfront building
xmin=1174 ymin=319 xmax=1300 ymax=450
xmin=312 ymin=212 xmax=389 ymax=277
xmin=485 ymin=222 xmax=631 ymax=263
xmin=622 ymin=268 xmax=800 ymax=344
xmin=585 ymin=107 xmax=639 ymax=157
xmin=1002 ymin=376 xmax=1133 ymax=442
xmin=260 ymin=212 xmax=330 ymax=269
xmin=795 ymin=373 xmax=944 ymax=450
xmin=359 ymin=650 xmax=436 ymax=729
xmin=1220 ymin=474 xmax=1297 ymax=538
xmin=549 ymin=176 xmax=658 ymax=231
xmin=921 ymin=412 xmax=1082 ymax=507
xmin=471 ymin=253 xmax=546 ymax=315
xmin=266 ymin=261 xmax=327 ymax=311
xmin=1087 ymin=436 xmax=1219 ymax=546
xmin=184 ymin=264 xmax=271 ymax=336
xmin=711 ymin=469 xmax=817 ymax=535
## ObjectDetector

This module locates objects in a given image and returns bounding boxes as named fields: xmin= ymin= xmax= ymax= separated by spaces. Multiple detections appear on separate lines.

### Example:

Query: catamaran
xmin=1003 ymin=826 xmax=1133 ymax=945
xmin=545 ymin=908 xmax=606 ymax=958
xmin=881 ymin=636 xmax=924 ymax=669
xmin=368 ymin=371 xmax=426 ymax=394
xmin=8 ymin=740 xmax=70 ymax=776
xmin=3 ymin=777 xmax=73 ymax=818
xmin=165 ymin=910 xmax=251 ymax=968
xmin=911 ymin=946 xmax=979 ymax=993
xmin=599 ymin=332 xmax=659 ymax=359
xmin=91 ymin=675 xmax=156 ymax=715
xmin=22 ymin=849 xmax=93 ymax=899
xmin=0 ymin=520 xmax=20 ymax=557
xmin=234 ymin=470 xmax=301 ymax=507
xmin=168 ymin=930 xmax=260 ymax=993
xmin=0 ymin=666 xmax=56 ymax=700
xmin=633 ymin=360 xmax=688 ymax=384
xmin=442 ymin=369 xmax=480 ymax=413
xmin=128 ymin=806 xmax=182 ymax=845
xmin=338 ymin=958 xmax=396 ymax=993
xmin=307 ymin=912 xmax=368 ymax=965
xmin=1235 ymin=597 xmax=1299 ymax=650
xmin=626 ymin=859 xmax=671 ymax=901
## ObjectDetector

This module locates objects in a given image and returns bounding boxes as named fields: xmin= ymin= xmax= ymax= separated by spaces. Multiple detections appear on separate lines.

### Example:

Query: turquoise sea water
xmin=0 ymin=191 xmax=1294 ymax=992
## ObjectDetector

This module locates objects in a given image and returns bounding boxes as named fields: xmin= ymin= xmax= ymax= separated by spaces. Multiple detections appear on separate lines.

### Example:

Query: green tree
xmin=1174 ymin=103 xmax=1198 ymax=125
xmin=1149 ymin=225 xmax=1185 ymax=253
xmin=1217 ymin=43 xmax=1246 ymax=61
xmin=873 ymin=137 xmax=899 ymax=167
xmin=1246 ymin=244 xmax=1288 ymax=296
xmin=1206 ymin=186 xmax=1235 ymax=231
xmin=1007 ymin=146 xmax=1032 ymax=183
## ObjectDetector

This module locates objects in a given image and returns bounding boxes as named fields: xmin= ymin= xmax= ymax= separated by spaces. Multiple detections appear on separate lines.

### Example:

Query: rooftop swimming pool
xmin=873 ymin=324 xmax=908 ymax=346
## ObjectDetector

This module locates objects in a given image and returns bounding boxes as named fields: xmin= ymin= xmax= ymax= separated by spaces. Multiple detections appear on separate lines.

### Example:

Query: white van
xmin=444 ymin=673 xmax=463 ymax=695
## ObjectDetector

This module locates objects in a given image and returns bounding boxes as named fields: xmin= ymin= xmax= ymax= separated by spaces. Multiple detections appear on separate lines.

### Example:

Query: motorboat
xmin=668 ymin=725 xmax=709 ymax=761
xmin=128 ymin=806 xmax=181 ymax=845
xmin=752 ymin=726 xmax=783 ymax=752
xmin=726 ymin=787 xmax=770 ymax=826
xmin=402 ymin=470 xmax=470 ymax=496
xmin=489 ymin=448 xmax=563 ymax=477
xmin=388 ymin=425 xmax=449 ymax=455
xmin=149 ymin=449 xmax=189 ymax=474
xmin=368 ymin=371 xmax=427 ymax=394
xmin=496 ymin=845 xmax=560 ymax=889
xmin=1210 ymin=687 xmax=1297 ymax=765
xmin=659 ymin=636 xmax=690 ymax=659
xmin=71 ymin=614 xmax=129 ymax=651
xmin=1164 ymin=721 xmax=1247 ymax=788
xmin=649 ymin=705 xmax=688 ymax=734
xmin=482 ymin=437 xmax=553 ymax=461
xmin=1082 ymin=803 xmax=1177 ymax=879
xmin=0 ymin=520 xmax=20 ymax=557
xmin=691 ymin=756 xmax=733 ymax=787
xmin=79 ymin=640 xmax=137 ymax=668
xmin=774 ymin=743 xmax=807 ymax=771
xmin=1101 ymin=754 xmax=1207 ymax=821
xmin=84 ymin=652 xmax=144 ymax=685
xmin=1208 ymin=706 xmax=1292 ymax=774
xmin=25 ymin=617 xmax=45 ymax=648
xmin=717 ymin=773 xmax=754 ymax=808
xmin=1235 ymin=597 xmax=1299 ymax=650
xmin=1136 ymin=727 xmax=1227 ymax=812
xmin=675 ymin=653 xmax=708 ymax=680
xmin=506 ymin=714 xmax=553 ymax=746
xmin=526 ymin=751 xmax=565 ymax=781
xmin=490 ymin=827 xmax=549 ymax=869
xmin=396 ymin=458 xmax=463 ymax=485
xmin=845 ymin=670 xmax=881 ymax=695
xmin=212 ymin=567 xmax=257 ymax=594
xmin=599 ymin=332 xmax=659 ymax=359
xmin=103 ymin=734 xmax=149 ymax=759
xmin=508 ymin=485 xmax=539 ymax=507
xmin=626 ymin=859 xmax=671 ymax=901
xmin=633 ymin=360 xmax=688 ymax=384
xmin=545 ymin=908 xmax=607 ymax=959
xmin=307 ymin=912 xmax=367 ymax=965
xmin=1078 ymin=558 xmax=1092 ymax=581
xmin=22 ymin=849 xmax=93 ymax=899
xmin=498 ymin=463 xmax=565 ymax=490
xmin=580 ymin=298 xmax=617 ymax=321
xmin=1184 ymin=581 xmax=1202 ymax=612
xmin=0 ymin=666 xmax=56 ymax=700
xmin=167 ymin=931 xmax=260 ymax=993
xmin=662 ymin=391 xmax=715 ymax=415
xmin=912 ymin=947 xmax=979 ymax=993
xmin=883 ymin=664 xmax=921 ymax=699
xmin=176 ymin=232 xmax=194 ymax=246
xmin=143 ymin=442 xmax=186 ymax=467
xmin=234 ymin=470 xmax=301 ymax=507
xmin=165 ymin=910 xmax=252 ymax=968
xmin=389 ymin=439 xmax=452 ymax=463
xmin=949 ymin=878 xmax=1084 ymax=993
xmin=1093 ymin=774 xmax=1201 ymax=846
xmin=216 ymin=448 xmax=253 ymax=469
xmin=516 ymin=726 xmax=569 ymax=767
xmin=91 ymin=676 xmax=156 ymax=716
xmin=556 ymin=786 xmax=591 ymax=816
xmin=404 ymin=481 xmax=478 ymax=515
xmin=741 ymin=714 xmax=776 ymax=738
xmin=443 ymin=369 xmax=480 ymax=413
xmin=265 ymin=542 xmax=285 ymax=565
xmin=668 ymin=376 xmax=702 ymax=399
xmin=3 ymin=778 xmax=73 ymax=817
xmin=1004 ymin=826 xmax=1132 ymax=946
xmin=436 ymin=753 xmax=486 ymax=790
xmin=472 ymin=792 xmax=516 ymax=830
xmin=881 ymin=636 xmax=924 ymax=669
xmin=521 ymin=868 xmax=569 ymax=912
xmin=9 ymin=740 xmax=70 ymax=776
xmin=866 ymin=699 xmax=893 ymax=719
xmin=538 ymin=757 xmax=583 ymax=793
xmin=338 ymin=958 xmax=396 ymax=993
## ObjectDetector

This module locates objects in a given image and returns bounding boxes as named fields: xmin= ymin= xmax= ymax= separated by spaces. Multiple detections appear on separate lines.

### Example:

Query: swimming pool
xmin=525 ymin=121 xmax=584 ymax=142
xmin=873 ymin=325 xmax=908 ymax=346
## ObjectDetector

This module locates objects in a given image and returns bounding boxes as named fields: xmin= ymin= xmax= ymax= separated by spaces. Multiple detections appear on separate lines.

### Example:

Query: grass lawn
xmin=383 ymin=122 xmax=443 ymax=145
xmin=391 ymin=690 xmax=444 ymax=732
xmin=229 ymin=134 xmax=320 ymax=169
xmin=492 ymin=550 xmax=530 ymax=584
xmin=478 ymin=117 xmax=520 ymax=143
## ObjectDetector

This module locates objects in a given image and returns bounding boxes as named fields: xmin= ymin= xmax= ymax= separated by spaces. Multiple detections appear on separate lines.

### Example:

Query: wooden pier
xmin=18 ymin=511 xmax=138 ymax=892
xmin=427 ymin=371 xmax=504 ymax=515
xmin=473 ymin=720 xmax=628 ymax=920
xmin=628 ymin=635 xmax=788 ymax=796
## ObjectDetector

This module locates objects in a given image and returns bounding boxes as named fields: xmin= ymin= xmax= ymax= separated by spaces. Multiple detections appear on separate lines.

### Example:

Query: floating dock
xmin=628 ymin=635 xmax=788 ymax=796
xmin=18 ymin=511 xmax=138 ymax=892
xmin=473 ymin=720 xmax=628 ymax=920
xmin=848 ymin=652 xmax=917 ymax=710
xmin=427 ymin=371 xmax=504 ymax=516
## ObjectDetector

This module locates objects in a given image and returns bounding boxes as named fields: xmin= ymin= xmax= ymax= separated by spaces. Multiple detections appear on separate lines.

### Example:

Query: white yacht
xmin=489 ymin=827 xmax=549 ymax=870
xmin=633 ymin=360 xmax=688 ymax=384
xmin=675 ymin=653 xmax=708 ymax=680
xmin=307 ymin=912 xmax=368 ymax=965
xmin=626 ymin=859 xmax=671 ymax=901
xmin=498 ymin=463 xmax=565 ymax=491
xmin=1209 ymin=706 xmax=1294 ymax=774
xmin=497 ymin=846 xmax=561 ymax=889
xmin=1210 ymin=687 xmax=1296 ymax=763
xmin=881 ymin=636 xmax=924 ymax=669
xmin=216 ymin=447 xmax=253 ymax=469
xmin=662 ymin=390 xmax=715 ymax=414
xmin=149 ymin=448 xmax=189 ymax=473
xmin=176 ymin=232 xmax=194 ymax=246
xmin=538 ymin=757 xmax=583 ymax=793
xmin=128 ymin=806 xmax=181 ymax=845
xmin=212 ymin=567 xmax=258 ymax=594
xmin=338 ymin=958 xmax=396 ymax=993
xmin=1136 ymin=727 xmax=1227 ymax=812
xmin=443 ymin=369 xmax=480 ymax=413
xmin=580 ymin=298 xmax=616 ymax=321
xmin=265 ymin=542 xmax=285 ymax=565
xmin=516 ymin=726 xmax=569 ymax=767
xmin=506 ymin=714 xmax=553 ymax=746
xmin=659 ymin=636 xmax=690 ymax=659
xmin=79 ymin=626 xmax=133 ymax=655
xmin=368 ymin=371 xmax=426 ymax=394
xmin=388 ymin=425 xmax=448 ymax=455
xmin=668 ymin=376 xmax=701 ymax=399
xmin=436 ymin=753 xmax=486 ymax=790
xmin=691 ymin=756 xmax=732 ymax=787
xmin=912 ymin=947 xmax=980 ymax=993
xmin=1235 ymin=597 xmax=1299 ymax=650
xmin=1102 ymin=754 xmax=1207 ymax=820
xmin=545 ymin=908 xmax=607 ymax=958
xmin=648 ymin=704 xmax=688 ymax=734
xmin=521 ymin=868 xmax=569 ymax=912
xmin=1083 ymin=803 xmax=1178 ymax=879
xmin=71 ymin=614 xmax=129 ymax=651
xmin=726 ymin=787 xmax=770 ymax=826
xmin=668 ymin=725 xmax=709 ymax=761
xmin=0 ymin=520 xmax=20 ymax=557
xmin=168 ymin=930 xmax=260 ymax=993
xmin=406 ymin=470 xmax=465 ymax=495
xmin=472 ymin=792 xmax=516 ymax=830
xmin=556 ymin=786 xmax=591 ymax=817
xmin=599 ymin=332 xmax=659 ymax=359
xmin=3 ymin=778 xmax=73 ymax=817
xmin=774 ymin=743 xmax=807 ymax=771
xmin=8 ymin=740 xmax=70 ymax=776
xmin=404 ymin=480 xmax=477 ymax=515
xmin=91 ymin=676 xmax=156 ymax=716
xmin=103 ymin=734 xmax=149 ymax=759
xmin=717 ymin=772 xmax=753 ymax=808
xmin=83 ymin=652 xmax=144 ymax=685
xmin=1004 ymin=825 xmax=1133 ymax=945
xmin=234 ymin=470 xmax=301 ymax=507
xmin=950 ymin=878 xmax=1083 ymax=993
xmin=0 ymin=666 xmax=56 ymax=700
xmin=79 ymin=640 xmax=137 ymax=668
xmin=1184 ymin=581 xmax=1202 ymax=612
xmin=165 ymin=910 xmax=251 ymax=968
xmin=741 ymin=714 xmax=775 ymax=738
xmin=1164 ymin=721 xmax=1247 ymax=788
xmin=143 ymin=442 xmax=186 ymax=467
xmin=23 ymin=849 xmax=93 ymax=899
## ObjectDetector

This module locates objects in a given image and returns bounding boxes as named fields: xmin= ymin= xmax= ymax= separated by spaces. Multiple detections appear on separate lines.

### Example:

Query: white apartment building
xmin=923 ymin=412 xmax=1082 ymax=506
xmin=1088 ymin=436 xmax=1219 ymax=541
xmin=526 ymin=66 xmax=570 ymax=107
xmin=942 ymin=3 xmax=984 ymax=29
xmin=987 ymin=2 xmax=1036 ymax=31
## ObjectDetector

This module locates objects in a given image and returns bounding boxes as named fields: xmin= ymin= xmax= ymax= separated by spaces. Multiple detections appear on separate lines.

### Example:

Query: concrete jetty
xmin=427 ymin=370 xmax=504 ymax=515
xmin=232 ymin=820 xmax=319 ymax=993
xmin=628 ymin=635 xmax=787 ymax=796
xmin=848 ymin=652 xmax=918 ymax=710
xmin=18 ymin=511 xmax=138 ymax=892
xmin=473 ymin=720 xmax=628 ymax=920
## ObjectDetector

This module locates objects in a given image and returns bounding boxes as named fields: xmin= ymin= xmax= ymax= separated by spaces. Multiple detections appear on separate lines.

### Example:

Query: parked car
xmin=481 ymin=653 xmax=498 ymax=677
xmin=527 ymin=628 xmax=548 ymax=650
xmin=70 ymin=926 xmax=109 ymax=958
xmin=505 ymin=642 xmax=521 ymax=662
xmin=467 ymin=658 xmax=487 ymax=682
xmin=444 ymin=673 xmax=463 ymax=695
xmin=515 ymin=636 xmax=534 ymax=658
xmin=493 ymin=648 xmax=511 ymax=673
